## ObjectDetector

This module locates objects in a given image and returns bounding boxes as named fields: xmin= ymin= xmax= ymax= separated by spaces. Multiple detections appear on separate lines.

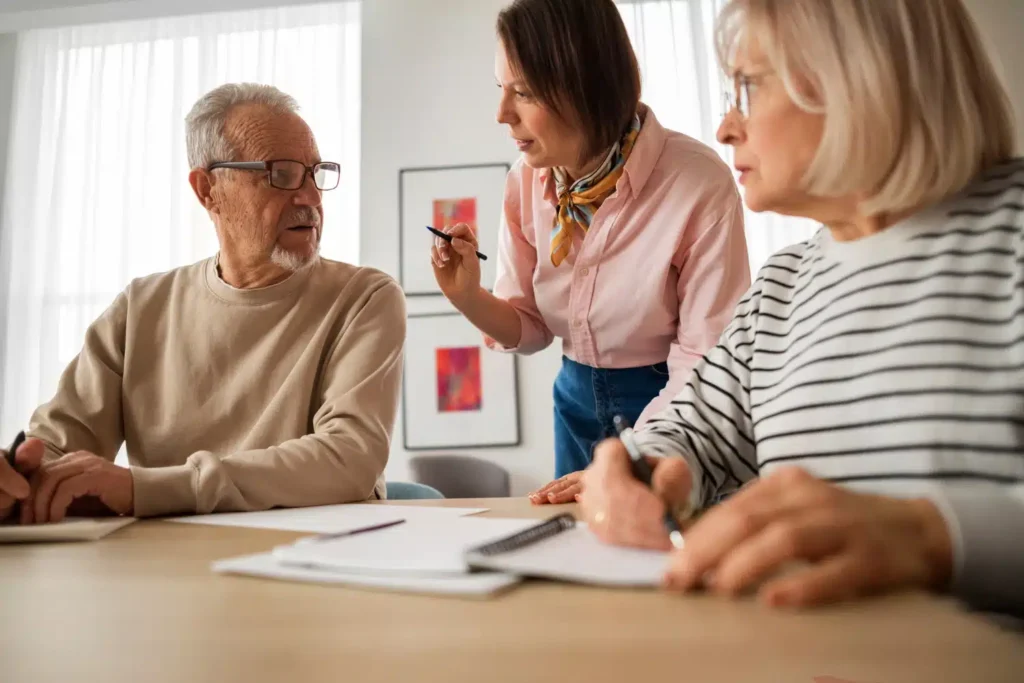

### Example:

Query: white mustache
xmin=282 ymin=210 xmax=321 ymax=229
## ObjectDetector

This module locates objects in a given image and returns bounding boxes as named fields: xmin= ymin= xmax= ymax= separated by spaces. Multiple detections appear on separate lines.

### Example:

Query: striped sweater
xmin=635 ymin=158 xmax=1024 ymax=614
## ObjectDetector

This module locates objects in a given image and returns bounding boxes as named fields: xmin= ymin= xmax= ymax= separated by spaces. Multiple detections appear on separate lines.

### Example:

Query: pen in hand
xmin=613 ymin=416 xmax=685 ymax=550
xmin=426 ymin=225 xmax=488 ymax=261
xmin=4 ymin=431 xmax=25 ymax=470
xmin=4 ymin=431 xmax=27 ymax=523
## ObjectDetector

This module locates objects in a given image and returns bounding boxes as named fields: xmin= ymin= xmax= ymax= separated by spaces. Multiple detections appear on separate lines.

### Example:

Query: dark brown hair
xmin=496 ymin=0 xmax=642 ymax=165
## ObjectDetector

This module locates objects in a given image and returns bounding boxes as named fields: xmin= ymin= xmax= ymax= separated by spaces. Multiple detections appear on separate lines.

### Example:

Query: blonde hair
xmin=716 ymin=0 xmax=1018 ymax=216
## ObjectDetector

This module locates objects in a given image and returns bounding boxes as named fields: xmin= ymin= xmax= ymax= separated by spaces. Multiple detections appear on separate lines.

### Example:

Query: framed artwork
xmin=398 ymin=163 xmax=511 ymax=296
xmin=402 ymin=313 xmax=521 ymax=450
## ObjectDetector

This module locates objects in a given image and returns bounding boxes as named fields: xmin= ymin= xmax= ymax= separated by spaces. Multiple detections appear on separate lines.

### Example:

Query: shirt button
xmin=579 ymin=267 xmax=589 ymax=277
xmin=573 ymin=319 xmax=583 ymax=328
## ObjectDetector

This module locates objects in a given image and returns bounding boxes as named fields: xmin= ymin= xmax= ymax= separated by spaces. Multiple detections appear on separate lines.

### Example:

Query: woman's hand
xmin=578 ymin=438 xmax=692 ymax=550
xmin=431 ymin=223 xmax=482 ymax=307
xmin=529 ymin=471 xmax=584 ymax=505
xmin=662 ymin=467 xmax=953 ymax=608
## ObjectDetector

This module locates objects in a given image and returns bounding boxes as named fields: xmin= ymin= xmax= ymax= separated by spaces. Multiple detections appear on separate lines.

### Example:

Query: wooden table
xmin=1 ymin=498 xmax=1022 ymax=683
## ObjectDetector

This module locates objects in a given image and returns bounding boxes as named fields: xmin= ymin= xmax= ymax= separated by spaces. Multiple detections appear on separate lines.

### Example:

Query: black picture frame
xmin=398 ymin=162 xmax=511 ymax=297
xmin=402 ymin=312 xmax=522 ymax=451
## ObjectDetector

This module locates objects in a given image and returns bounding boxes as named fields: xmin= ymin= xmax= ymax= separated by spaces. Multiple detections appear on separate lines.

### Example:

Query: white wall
xmin=965 ymin=0 xmax=1024 ymax=150
xmin=361 ymin=0 xmax=561 ymax=495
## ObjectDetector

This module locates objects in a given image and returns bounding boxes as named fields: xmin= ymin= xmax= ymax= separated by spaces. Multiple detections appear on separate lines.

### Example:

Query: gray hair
xmin=185 ymin=83 xmax=300 ymax=170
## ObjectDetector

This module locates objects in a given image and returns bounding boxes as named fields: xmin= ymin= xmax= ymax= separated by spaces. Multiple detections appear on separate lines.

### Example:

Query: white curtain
xmin=0 ymin=2 xmax=360 ymax=442
xmin=617 ymin=0 xmax=818 ymax=276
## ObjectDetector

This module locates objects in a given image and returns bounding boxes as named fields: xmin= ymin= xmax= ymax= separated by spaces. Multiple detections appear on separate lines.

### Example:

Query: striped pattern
xmin=635 ymin=158 xmax=1024 ymax=614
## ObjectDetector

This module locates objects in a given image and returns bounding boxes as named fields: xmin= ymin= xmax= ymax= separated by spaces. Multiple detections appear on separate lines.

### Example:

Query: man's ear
xmin=189 ymin=168 xmax=219 ymax=214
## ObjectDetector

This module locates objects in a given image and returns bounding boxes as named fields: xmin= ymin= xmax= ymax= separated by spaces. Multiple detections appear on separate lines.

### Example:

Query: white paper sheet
xmin=465 ymin=524 xmax=670 ymax=587
xmin=0 ymin=517 xmax=136 ymax=543
xmin=213 ymin=552 xmax=521 ymax=597
xmin=164 ymin=503 xmax=488 ymax=534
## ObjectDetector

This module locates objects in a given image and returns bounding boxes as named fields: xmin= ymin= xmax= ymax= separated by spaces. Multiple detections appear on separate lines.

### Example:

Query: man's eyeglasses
xmin=721 ymin=73 xmax=763 ymax=120
xmin=207 ymin=159 xmax=341 ymax=191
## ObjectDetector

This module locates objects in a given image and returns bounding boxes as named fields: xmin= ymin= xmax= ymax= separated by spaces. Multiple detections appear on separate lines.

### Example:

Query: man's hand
xmin=663 ymin=467 xmax=953 ymax=608
xmin=578 ymin=438 xmax=692 ymax=550
xmin=0 ymin=437 xmax=45 ymax=522
xmin=21 ymin=452 xmax=133 ymax=524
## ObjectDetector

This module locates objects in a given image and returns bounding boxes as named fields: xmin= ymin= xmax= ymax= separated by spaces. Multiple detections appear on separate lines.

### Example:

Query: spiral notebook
xmin=464 ymin=514 xmax=671 ymax=587
xmin=272 ymin=516 xmax=538 ymax=576
xmin=271 ymin=514 xmax=669 ymax=588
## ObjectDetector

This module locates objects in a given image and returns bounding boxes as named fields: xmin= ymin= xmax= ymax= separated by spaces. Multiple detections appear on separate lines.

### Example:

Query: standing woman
xmin=430 ymin=0 xmax=751 ymax=502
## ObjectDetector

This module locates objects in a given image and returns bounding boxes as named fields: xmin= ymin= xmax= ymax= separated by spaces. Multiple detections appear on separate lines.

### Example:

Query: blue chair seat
xmin=385 ymin=481 xmax=445 ymax=500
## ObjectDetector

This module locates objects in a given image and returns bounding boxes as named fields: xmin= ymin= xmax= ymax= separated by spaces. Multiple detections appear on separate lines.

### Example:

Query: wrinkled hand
xmin=578 ymin=438 xmax=692 ymax=550
xmin=663 ymin=467 xmax=953 ymax=608
xmin=0 ymin=437 xmax=45 ymax=522
xmin=21 ymin=451 xmax=134 ymax=524
xmin=529 ymin=471 xmax=584 ymax=505
xmin=430 ymin=223 xmax=482 ymax=307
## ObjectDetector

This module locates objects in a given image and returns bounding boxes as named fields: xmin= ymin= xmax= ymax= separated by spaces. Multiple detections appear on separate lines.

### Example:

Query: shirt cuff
xmin=925 ymin=487 xmax=1024 ymax=614
xmin=483 ymin=306 xmax=547 ymax=354
xmin=131 ymin=464 xmax=197 ymax=518
xmin=631 ymin=430 xmax=706 ymax=515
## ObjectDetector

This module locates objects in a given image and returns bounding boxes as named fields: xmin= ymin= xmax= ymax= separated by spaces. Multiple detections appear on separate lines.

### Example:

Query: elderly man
xmin=0 ymin=83 xmax=405 ymax=523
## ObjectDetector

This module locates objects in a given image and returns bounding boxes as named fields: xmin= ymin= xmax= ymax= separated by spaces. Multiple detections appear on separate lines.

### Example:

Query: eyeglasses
xmin=207 ymin=159 xmax=341 ymax=191
xmin=721 ymin=73 xmax=764 ymax=120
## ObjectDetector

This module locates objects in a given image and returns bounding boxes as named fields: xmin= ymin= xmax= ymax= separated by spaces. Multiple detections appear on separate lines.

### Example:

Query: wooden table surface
xmin=1 ymin=498 xmax=1022 ymax=683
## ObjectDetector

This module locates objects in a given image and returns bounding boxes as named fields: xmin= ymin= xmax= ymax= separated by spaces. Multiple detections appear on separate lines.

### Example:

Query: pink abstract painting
xmin=436 ymin=346 xmax=483 ymax=413
xmin=433 ymin=197 xmax=477 ymax=232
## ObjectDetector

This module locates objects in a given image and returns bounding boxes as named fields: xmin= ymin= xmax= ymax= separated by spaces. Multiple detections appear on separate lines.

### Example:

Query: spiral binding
xmin=470 ymin=513 xmax=576 ymax=557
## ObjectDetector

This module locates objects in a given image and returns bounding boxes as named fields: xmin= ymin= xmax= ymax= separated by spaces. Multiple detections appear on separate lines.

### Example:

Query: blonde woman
xmin=579 ymin=0 xmax=1023 ymax=615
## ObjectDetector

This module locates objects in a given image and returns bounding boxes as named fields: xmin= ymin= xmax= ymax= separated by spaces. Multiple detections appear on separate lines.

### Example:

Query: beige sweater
xmin=27 ymin=256 xmax=406 ymax=517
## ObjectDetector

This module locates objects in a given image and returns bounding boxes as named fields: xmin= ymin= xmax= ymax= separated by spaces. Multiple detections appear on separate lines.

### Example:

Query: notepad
xmin=213 ymin=552 xmax=521 ymax=597
xmin=0 ymin=517 xmax=136 ymax=543
xmin=267 ymin=513 xmax=671 ymax=587
xmin=273 ymin=516 xmax=539 ymax=576
xmin=464 ymin=514 xmax=671 ymax=587
xmin=165 ymin=503 xmax=488 ymax=534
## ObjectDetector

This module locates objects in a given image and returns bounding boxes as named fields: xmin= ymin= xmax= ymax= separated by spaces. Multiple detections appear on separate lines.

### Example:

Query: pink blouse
xmin=487 ymin=106 xmax=751 ymax=427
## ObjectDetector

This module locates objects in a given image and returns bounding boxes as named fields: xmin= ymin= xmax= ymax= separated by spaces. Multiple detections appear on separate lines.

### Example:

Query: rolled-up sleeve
xmin=485 ymin=166 xmax=554 ymax=355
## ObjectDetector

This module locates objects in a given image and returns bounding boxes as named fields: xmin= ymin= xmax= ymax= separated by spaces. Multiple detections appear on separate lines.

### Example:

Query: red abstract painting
xmin=433 ymin=197 xmax=477 ymax=232
xmin=436 ymin=346 xmax=483 ymax=413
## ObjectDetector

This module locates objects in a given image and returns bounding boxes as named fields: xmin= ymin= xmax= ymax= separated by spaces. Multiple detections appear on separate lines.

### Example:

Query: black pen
xmin=426 ymin=225 xmax=488 ymax=261
xmin=4 ymin=431 xmax=26 ymax=522
xmin=613 ymin=415 xmax=685 ymax=549
xmin=298 ymin=518 xmax=406 ymax=544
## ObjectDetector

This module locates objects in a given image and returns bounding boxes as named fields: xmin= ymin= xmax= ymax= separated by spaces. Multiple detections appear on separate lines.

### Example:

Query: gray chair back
xmin=407 ymin=455 xmax=511 ymax=498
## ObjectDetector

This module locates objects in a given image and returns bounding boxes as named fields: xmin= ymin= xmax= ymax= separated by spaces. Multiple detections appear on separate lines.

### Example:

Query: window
xmin=618 ymin=0 xmax=819 ymax=276
xmin=0 ymin=2 xmax=360 ymax=441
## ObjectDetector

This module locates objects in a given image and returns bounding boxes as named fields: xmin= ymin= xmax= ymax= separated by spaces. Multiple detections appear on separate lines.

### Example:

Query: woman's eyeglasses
xmin=721 ymin=73 xmax=764 ymax=119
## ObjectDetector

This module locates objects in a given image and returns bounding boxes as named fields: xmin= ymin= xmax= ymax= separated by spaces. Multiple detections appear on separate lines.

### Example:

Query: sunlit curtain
xmin=617 ymin=0 xmax=819 ymax=276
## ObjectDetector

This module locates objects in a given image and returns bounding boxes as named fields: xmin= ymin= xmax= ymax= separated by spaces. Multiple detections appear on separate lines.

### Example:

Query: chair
xmin=407 ymin=455 xmax=511 ymax=498
xmin=384 ymin=481 xmax=445 ymax=500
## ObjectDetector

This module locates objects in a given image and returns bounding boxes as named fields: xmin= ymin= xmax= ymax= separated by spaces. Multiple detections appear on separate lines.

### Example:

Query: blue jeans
xmin=552 ymin=356 xmax=669 ymax=479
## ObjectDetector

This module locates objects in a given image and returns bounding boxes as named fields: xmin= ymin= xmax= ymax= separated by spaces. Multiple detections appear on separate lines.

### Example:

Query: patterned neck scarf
xmin=549 ymin=114 xmax=642 ymax=267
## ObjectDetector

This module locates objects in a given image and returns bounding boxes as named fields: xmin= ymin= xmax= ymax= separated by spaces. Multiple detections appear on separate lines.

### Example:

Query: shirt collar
xmin=539 ymin=103 xmax=666 ymax=207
